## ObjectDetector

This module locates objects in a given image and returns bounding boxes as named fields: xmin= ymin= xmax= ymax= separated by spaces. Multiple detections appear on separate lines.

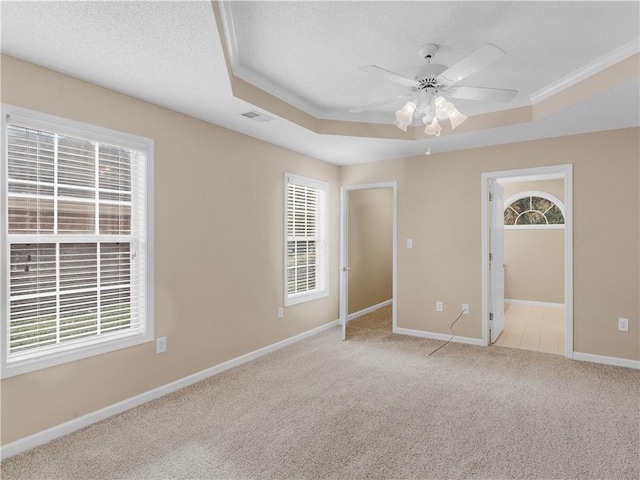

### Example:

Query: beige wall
xmin=502 ymin=179 xmax=564 ymax=203
xmin=347 ymin=188 xmax=393 ymax=314
xmin=0 ymin=55 xmax=340 ymax=445
xmin=341 ymin=128 xmax=639 ymax=361
xmin=1 ymin=54 xmax=639 ymax=449
xmin=502 ymin=180 xmax=564 ymax=303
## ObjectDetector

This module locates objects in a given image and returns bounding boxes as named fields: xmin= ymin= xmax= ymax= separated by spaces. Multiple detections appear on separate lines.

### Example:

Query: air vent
xmin=241 ymin=110 xmax=274 ymax=123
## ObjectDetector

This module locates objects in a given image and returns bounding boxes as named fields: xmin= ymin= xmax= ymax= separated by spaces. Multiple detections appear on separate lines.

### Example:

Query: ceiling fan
xmin=351 ymin=43 xmax=518 ymax=135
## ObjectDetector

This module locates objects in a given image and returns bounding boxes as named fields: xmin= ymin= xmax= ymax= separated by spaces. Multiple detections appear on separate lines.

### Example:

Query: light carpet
xmin=2 ymin=305 xmax=639 ymax=479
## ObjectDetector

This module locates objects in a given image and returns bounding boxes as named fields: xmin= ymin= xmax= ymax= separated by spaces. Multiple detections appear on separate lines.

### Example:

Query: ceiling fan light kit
xmin=355 ymin=43 xmax=518 ymax=136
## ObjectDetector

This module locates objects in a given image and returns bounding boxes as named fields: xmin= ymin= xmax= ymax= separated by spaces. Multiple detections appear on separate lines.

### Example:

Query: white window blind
xmin=285 ymin=173 xmax=328 ymax=306
xmin=1 ymin=106 xmax=153 ymax=377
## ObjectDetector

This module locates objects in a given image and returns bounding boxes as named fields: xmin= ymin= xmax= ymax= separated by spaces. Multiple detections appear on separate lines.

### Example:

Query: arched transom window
xmin=504 ymin=191 xmax=565 ymax=227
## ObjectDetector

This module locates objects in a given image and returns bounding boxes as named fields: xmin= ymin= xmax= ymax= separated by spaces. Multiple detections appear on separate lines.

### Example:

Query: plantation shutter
xmin=5 ymin=120 xmax=148 ymax=363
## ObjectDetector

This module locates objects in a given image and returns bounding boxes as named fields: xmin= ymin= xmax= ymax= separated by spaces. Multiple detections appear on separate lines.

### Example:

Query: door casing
xmin=481 ymin=164 xmax=573 ymax=357
xmin=489 ymin=179 xmax=505 ymax=344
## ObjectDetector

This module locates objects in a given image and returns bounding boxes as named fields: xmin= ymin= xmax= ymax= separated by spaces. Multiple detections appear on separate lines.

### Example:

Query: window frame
xmin=284 ymin=172 xmax=328 ymax=307
xmin=503 ymin=190 xmax=565 ymax=230
xmin=1 ymin=104 xmax=154 ymax=378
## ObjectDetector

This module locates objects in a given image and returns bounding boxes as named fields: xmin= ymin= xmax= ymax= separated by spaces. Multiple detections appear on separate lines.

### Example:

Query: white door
xmin=340 ymin=264 xmax=349 ymax=341
xmin=340 ymin=187 xmax=349 ymax=341
xmin=489 ymin=180 xmax=505 ymax=343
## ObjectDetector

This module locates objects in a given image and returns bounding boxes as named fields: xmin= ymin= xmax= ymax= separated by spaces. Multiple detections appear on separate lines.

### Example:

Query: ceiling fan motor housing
xmin=411 ymin=64 xmax=448 ymax=90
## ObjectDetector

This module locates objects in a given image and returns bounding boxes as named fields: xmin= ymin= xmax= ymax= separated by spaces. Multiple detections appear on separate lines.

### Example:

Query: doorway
xmin=340 ymin=182 xmax=398 ymax=341
xmin=498 ymin=177 xmax=566 ymax=355
xmin=481 ymin=165 xmax=573 ymax=359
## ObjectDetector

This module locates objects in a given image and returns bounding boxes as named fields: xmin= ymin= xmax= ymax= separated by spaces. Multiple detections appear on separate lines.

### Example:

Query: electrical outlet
xmin=462 ymin=304 xmax=469 ymax=315
xmin=277 ymin=306 xmax=284 ymax=319
xmin=436 ymin=301 xmax=443 ymax=312
xmin=618 ymin=317 xmax=628 ymax=332
xmin=406 ymin=239 xmax=413 ymax=249
xmin=156 ymin=337 xmax=166 ymax=354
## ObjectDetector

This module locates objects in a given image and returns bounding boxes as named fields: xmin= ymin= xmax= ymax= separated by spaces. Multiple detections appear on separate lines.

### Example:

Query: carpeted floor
xmin=2 ymin=305 xmax=639 ymax=479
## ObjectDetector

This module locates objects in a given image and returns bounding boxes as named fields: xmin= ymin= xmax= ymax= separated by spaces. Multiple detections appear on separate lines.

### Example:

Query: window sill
xmin=285 ymin=290 xmax=329 ymax=307
xmin=1 ymin=330 xmax=153 ymax=379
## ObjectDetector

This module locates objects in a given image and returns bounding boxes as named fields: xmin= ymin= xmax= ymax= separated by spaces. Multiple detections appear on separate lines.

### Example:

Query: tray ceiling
xmin=1 ymin=1 xmax=639 ymax=165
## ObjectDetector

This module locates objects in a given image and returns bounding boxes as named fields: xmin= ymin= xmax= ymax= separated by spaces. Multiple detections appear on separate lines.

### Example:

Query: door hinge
xmin=489 ymin=312 xmax=494 ymax=321
xmin=489 ymin=253 xmax=493 ymax=261
xmin=489 ymin=193 xmax=494 ymax=201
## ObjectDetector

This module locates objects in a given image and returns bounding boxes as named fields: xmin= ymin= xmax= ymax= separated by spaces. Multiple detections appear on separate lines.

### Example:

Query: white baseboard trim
xmin=505 ymin=299 xmax=564 ymax=308
xmin=572 ymin=352 xmax=640 ymax=370
xmin=0 ymin=318 xmax=340 ymax=461
xmin=393 ymin=327 xmax=484 ymax=347
xmin=347 ymin=299 xmax=392 ymax=322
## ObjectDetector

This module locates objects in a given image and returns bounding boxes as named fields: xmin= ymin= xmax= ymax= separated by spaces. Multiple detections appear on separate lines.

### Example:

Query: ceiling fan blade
xmin=437 ymin=43 xmax=506 ymax=86
xmin=445 ymin=85 xmax=518 ymax=103
xmin=349 ymin=93 xmax=414 ymax=113
xmin=358 ymin=65 xmax=420 ymax=87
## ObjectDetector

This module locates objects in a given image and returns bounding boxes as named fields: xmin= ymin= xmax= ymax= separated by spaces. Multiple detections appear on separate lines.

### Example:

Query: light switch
xmin=407 ymin=239 xmax=413 ymax=249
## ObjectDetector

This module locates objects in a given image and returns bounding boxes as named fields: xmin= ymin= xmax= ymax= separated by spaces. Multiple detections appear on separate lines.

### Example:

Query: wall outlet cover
xmin=156 ymin=337 xmax=167 ymax=354
xmin=618 ymin=317 xmax=628 ymax=332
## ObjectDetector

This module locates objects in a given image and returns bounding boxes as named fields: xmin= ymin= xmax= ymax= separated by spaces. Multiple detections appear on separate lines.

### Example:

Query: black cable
xmin=427 ymin=309 xmax=465 ymax=356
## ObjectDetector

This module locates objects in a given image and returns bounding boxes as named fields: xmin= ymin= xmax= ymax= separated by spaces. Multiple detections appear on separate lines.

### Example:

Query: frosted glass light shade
xmin=449 ymin=107 xmax=468 ymax=129
xmin=395 ymin=101 xmax=416 ymax=126
xmin=425 ymin=117 xmax=441 ymax=136
xmin=393 ymin=119 xmax=408 ymax=132
xmin=434 ymin=96 xmax=454 ymax=120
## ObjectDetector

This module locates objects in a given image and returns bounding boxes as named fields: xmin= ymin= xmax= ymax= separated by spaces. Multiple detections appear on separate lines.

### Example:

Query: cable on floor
xmin=427 ymin=309 xmax=465 ymax=356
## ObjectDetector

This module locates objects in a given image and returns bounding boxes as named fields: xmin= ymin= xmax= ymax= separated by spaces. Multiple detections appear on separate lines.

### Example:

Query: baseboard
xmin=505 ymin=299 xmax=564 ymax=308
xmin=393 ymin=327 xmax=484 ymax=347
xmin=572 ymin=352 xmax=640 ymax=370
xmin=347 ymin=299 xmax=392 ymax=322
xmin=0 ymin=318 xmax=340 ymax=460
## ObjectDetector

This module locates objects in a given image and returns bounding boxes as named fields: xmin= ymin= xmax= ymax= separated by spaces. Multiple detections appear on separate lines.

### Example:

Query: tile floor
xmin=494 ymin=303 xmax=565 ymax=355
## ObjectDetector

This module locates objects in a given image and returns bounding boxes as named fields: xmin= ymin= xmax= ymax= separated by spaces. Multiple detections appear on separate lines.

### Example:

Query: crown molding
xmin=216 ymin=0 xmax=403 ymax=124
xmin=218 ymin=1 xmax=332 ymax=120
xmin=530 ymin=38 xmax=640 ymax=104
xmin=217 ymin=1 xmax=239 ymax=71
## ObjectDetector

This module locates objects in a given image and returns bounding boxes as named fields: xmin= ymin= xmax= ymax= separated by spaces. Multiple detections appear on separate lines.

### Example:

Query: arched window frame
xmin=503 ymin=190 xmax=565 ymax=230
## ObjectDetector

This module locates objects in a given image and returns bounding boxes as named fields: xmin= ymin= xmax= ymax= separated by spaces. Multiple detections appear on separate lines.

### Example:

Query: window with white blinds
xmin=285 ymin=173 xmax=328 ymax=306
xmin=1 ymin=106 xmax=153 ymax=378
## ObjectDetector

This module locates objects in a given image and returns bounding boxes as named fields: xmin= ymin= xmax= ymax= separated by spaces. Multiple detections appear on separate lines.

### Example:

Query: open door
xmin=489 ymin=179 xmax=505 ymax=343
xmin=482 ymin=165 xmax=572 ymax=355
xmin=340 ymin=186 xmax=348 ymax=341
xmin=340 ymin=264 xmax=349 ymax=341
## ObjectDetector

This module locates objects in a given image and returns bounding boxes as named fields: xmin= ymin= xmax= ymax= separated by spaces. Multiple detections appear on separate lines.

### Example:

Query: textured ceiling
xmin=1 ymin=1 xmax=639 ymax=165
xmin=227 ymin=1 xmax=640 ymax=121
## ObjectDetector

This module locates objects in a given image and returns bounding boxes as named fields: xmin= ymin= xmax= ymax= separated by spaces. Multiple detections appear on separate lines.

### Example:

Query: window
xmin=285 ymin=173 xmax=328 ymax=306
xmin=1 ymin=105 xmax=153 ymax=378
xmin=504 ymin=191 xmax=565 ymax=229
